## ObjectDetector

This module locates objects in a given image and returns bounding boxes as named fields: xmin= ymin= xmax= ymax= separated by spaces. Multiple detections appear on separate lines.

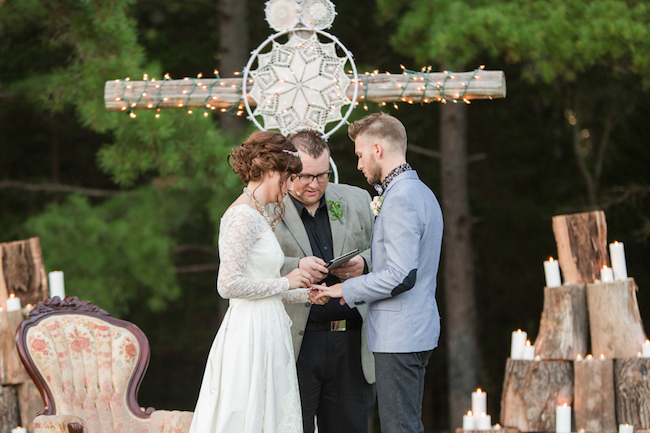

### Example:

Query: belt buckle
xmin=331 ymin=320 xmax=346 ymax=332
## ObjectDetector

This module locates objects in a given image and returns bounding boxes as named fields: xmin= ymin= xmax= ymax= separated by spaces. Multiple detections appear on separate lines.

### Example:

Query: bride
xmin=189 ymin=131 xmax=327 ymax=433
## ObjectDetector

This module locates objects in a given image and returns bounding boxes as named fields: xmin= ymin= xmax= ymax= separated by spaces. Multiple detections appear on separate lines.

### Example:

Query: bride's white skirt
xmin=189 ymin=294 xmax=302 ymax=433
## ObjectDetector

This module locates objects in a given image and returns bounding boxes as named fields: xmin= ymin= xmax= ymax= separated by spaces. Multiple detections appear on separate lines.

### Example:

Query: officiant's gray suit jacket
xmin=342 ymin=170 xmax=443 ymax=353
xmin=273 ymin=182 xmax=376 ymax=383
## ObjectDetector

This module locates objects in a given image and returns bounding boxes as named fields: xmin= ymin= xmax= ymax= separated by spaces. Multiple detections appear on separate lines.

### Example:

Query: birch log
xmin=104 ymin=70 xmax=507 ymax=112
xmin=552 ymin=211 xmax=608 ymax=284
xmin=500 ymin=359 xmax=574 ymax=432
xmin=586 ymin=278 xmax=647 ymax=358
xmin=534 ymin=284 xmax=588 ymax=360
xmin=573 ymin=358 xmax=616 ymax=432
xmin=615 ymin=358 xmax=650 ymax=428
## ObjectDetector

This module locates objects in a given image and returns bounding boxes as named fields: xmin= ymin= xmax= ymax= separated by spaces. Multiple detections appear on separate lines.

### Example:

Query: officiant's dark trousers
xmin=297 ymin=327 xmax=376 ymax=433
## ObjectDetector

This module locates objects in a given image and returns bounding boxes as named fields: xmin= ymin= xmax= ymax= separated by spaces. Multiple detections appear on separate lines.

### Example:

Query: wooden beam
xmin=104 ymin=70 xmax=507 ymax=112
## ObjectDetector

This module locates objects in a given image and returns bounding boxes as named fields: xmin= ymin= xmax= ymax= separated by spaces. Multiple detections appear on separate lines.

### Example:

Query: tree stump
xmin=500 ymin=359 xmax=574 ymax=432
xmin=0 ymin=238 xmax=49 ymax=308
xmin=18 ymin=381 xmax=43 ymax=433
xmin=586 ymin=278 xmax=647 ymax=358
xmin=552 ymin=211 xmax=608 ymax=284
xmin=534 ymin=284 xmax=588 ymax=360
xmin=574 ymin=358 xmax=616 ymax=432
xmin=0 ymin=385 xmax=21 ymax=433
xmin=614 ymin=358 xmax=650 ymax=428
xmin=0 ymin=310 xmax=30 ymax=385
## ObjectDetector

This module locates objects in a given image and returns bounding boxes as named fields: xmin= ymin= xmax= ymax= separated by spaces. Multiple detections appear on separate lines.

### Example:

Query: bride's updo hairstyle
xmin=228 ymin=130 xmax=302 ymax=221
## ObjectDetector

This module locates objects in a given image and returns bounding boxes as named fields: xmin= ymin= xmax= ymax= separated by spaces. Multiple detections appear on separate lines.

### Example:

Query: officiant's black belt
xmin=305 ymin=318 xmax=362 ymax=332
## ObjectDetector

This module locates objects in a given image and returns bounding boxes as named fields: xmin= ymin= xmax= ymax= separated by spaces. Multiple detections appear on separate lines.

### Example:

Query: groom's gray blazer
xmin=342 ymin=170 xmax=443 ymax=353
xmin=274 ymin=182 xmax=376 ymax=383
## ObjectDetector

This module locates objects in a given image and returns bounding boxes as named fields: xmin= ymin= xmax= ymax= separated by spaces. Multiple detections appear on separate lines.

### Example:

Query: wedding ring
xmin=346 ymin=272 xmax=350 ymax=278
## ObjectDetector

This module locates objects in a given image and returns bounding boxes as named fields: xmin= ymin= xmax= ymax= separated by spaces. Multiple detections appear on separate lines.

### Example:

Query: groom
xmin=316 ymin=112 xmax=443 ymax=433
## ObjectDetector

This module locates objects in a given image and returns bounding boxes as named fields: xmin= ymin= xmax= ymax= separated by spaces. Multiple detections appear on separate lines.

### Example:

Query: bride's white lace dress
xmin=189 ymin=205 xmax=308 ymax=433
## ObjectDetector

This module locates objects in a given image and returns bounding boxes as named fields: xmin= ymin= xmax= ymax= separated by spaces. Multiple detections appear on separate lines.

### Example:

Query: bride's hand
xmin=285 ymin=268 xmax=313 ymax=289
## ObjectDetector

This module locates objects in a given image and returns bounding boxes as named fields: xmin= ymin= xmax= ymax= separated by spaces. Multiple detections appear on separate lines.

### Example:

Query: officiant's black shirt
xmin=290 ymin=194 xmax=361 ymax=323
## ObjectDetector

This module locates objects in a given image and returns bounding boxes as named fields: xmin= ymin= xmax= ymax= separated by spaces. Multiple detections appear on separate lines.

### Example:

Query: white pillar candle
xmin=6 ymin=294 xmax=21 ymax=312
xmin=522 ymin=340 xmax=536 ymax=360
xmin=48 ymin=271 xmax=65 ymax=299
xmin=609 ymin=241 xmax=628 ymax=281
xmin=476 ymin=413 xmax=492 ymax=431
xmin=600 ymin=265 xmax=614 ymax=283
xmin=619 ymin=424 xmax=634 ymax=433
xmin=11 ymin=427 xmax=27 ymax=433
xmin=511 ymin=329 xmax=528 ymax=359
xmin=544 ymin=257 xmax=562 ymax=288
xmin=463 ymin=411 xmax=476 ymax=430
xmin=471 ymin=389 xmax=487 ymax=416
xmin=556 ymin=404 xmax=571 ymax=433
xmin=642 ymin=340 xmax=650 ymax=358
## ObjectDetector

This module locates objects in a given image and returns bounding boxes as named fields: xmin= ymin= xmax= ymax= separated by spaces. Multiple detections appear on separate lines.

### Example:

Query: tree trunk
xmin=218 ymin=0 xmax=248 ymax=134
xmin=614 ymin=358 xmax=650 ymax=428
xmin=574 ymin=358 xmax=616 ymax=432
xmin=0 ymin=385 xmax=21 ymax=433
xmin=441 ymin=101 xmax=480 ymax=430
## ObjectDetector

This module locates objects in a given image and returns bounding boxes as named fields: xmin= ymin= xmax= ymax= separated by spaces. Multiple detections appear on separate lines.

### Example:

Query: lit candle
xmin=619 ymin=424 xmax=633 ymax=433
xmin=463 ymin=411 xmax=476 ymax=430
xmin=544 ymin=257 xmax=562 ymax=288
xmin=609 ymin=241 xmax=628 ymax=281
xmin=48 ymin=271 xmax=65 ymax=299
xmin=556 ymin=404 xmax=571 ymax=433
xmin=11 ymin=427 xmax=27 ymax=433
xmin=642 ymin=340 xmax=650 ymax=358
xmin=600 ymin=265 xmax=614 ymax=283
xmin=522 ymin=340 xmax=535 ymax=360
xmin=471 ymin=389 xmax=487 ymax=417
xmin=476 ymin=413 xmax=492 ymax=431
xmin=6 ymin=294 xmax=21 ymax=312
xmin=511 ymin=329 xmax=528 ymax=359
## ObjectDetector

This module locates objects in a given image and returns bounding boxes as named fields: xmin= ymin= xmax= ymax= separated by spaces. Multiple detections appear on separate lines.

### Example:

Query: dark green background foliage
xmin=1 ymin=0 xmax=650 ymax=431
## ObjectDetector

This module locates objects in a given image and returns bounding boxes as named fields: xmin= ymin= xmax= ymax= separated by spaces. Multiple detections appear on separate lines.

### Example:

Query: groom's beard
xmin=366 ymin=156 xmax=382 ymax=186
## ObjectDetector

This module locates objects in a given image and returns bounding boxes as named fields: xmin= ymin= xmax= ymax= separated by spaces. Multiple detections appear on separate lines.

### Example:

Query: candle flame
xmin=476 ymin=388 xmax=482 ymax=393
xmin=603 ymin=265 xmax=609 ymax=269
xmin=586 ymin=354 xmax=593 ymax=360
xmin=600 ymin=354 xmax=606 ymax=360
xmin=9 ymin=294 xmax=15 ymax=299
xmin=549 ymin=257 xmax=554 ymax=261
xmin=646 ymin=339 xmax=649 ymax=344
xmin=526 ymin=340 xmax=531 ymax=347
xmin=563 ymin=403 xmax=568 ymax=407
xmin=468 ymin=410 xmax=473 ymax=416
xmin=576 ymin=354 xmax=583 ymax=360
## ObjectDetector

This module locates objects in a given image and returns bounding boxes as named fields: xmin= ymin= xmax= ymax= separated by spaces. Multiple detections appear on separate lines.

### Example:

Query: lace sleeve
xmin=217 ymin=207 xmax=290 ymax=299
xmin=282 ymin=288 xmax=310 ymax=303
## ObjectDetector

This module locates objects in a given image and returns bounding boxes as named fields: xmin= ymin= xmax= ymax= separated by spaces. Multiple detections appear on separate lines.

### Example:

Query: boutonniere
xmin=327 ymin=200 xmax=344 ymax=224
xmin=371 ymin=196 xmax=383 ymax=216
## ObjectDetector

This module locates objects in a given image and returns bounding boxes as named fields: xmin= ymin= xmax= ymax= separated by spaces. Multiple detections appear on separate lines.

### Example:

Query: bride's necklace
xmin=243 ymin=187 xmax=275 ymax=227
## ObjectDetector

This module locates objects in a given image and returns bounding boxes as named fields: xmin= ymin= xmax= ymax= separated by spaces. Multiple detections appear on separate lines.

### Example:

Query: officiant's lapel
xmin=281 ymin=198 xmax=313 ymax=256
xmin=326 ymin=187 xmax=347 ymax=257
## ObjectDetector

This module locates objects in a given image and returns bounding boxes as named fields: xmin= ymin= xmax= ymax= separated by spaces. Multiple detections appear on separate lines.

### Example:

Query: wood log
xmin=573 ymin=358 xmax=616 ymax=432
xmin=586 ymin=278 xmax=647 ymax=358
xmin=614 ymin=358 xmax=650 ymax=428
xmin=18 ymin=381 xmax=43 ymax=433
xmin=0 ymin=309 xmax=30 ymax=385
xmin=552 ymin=211 xmax=608 ymax=284
xmin=534 ymin=284 xmax=588 ymax=360
xmin=500 ymin=359 xmax=574 ymax=432
xmin=103 ymin=70 xmax=507 ymax=112
xmin=0 ymin=238 xmax=49 ymax=309
xmin=0 ymin=384 xmax=21 ymax=433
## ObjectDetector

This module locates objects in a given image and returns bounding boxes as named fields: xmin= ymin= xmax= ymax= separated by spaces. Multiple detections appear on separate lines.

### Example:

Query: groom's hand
xmin=313 ymin=283 xmax=345 ymax=305
xmin=299 ymin=256 xmax=329 ymax=280
xmin=330 ymin=255 xmax=364 ymax=280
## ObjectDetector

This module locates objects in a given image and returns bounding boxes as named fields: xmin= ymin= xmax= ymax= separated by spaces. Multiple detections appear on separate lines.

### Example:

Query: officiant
xmin=272 ymin=129 xmax=376 ymax=433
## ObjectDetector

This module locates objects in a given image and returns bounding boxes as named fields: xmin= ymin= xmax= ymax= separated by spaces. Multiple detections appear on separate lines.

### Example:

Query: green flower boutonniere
xmin=327 ymin=200 xmax=343 ymax=224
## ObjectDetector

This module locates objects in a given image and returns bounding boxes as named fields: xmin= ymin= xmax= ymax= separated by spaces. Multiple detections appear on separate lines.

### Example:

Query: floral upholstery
xmin=21 ymin=311 xmax=193 ymax=433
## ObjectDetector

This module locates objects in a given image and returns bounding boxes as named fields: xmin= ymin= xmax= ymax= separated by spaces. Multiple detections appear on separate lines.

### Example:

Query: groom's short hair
xmin=288 ymin=129 xmax=329 ymax=159
xmin=348 ymin=112 xmax=407 ymax=156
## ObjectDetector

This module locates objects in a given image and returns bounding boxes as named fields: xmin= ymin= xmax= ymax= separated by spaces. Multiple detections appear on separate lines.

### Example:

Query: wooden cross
xmin=103 ymin=67 xmax=506 ymax=118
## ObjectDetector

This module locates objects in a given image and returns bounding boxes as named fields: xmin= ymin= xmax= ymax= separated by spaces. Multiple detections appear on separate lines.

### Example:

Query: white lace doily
xmin=243 ymin=31 xmax=358 ymax=139
xmin=265 ymin=0 xmax=300 ymax=32
xmin=300 ymin=0 xmax=336 ymax=30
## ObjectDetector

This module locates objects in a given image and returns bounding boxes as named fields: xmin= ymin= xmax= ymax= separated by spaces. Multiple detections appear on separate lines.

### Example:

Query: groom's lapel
xmin=325 ymin=187 xmax=347 ymax=256
xmin=282 ymin=196 xmax=313 ymax=256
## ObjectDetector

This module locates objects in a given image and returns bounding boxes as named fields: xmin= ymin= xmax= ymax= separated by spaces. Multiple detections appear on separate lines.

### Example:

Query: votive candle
xmin=6 ymin=294 xmax=21 ymax=312
xmin=600 ymin=265 xmax=614 ymax=283
xmin=522 ymin=340 xmax=536 ymax=360
xmin=511 ymin=329 xmax=528 ymax=359
xmin=476 ymin=413 xmax=492 ymax=431
xmin=463 ymin=411 xmax=476 ymax=430
xmin=471 ymin=389 xmax=487 ymax=416
xmin=544 ymin=257 xmax=562 ymax=288
xmin=556 ymin=404 xmax=571 ymax=433
xmin=619 ymin=424 xmax=634 ymax=433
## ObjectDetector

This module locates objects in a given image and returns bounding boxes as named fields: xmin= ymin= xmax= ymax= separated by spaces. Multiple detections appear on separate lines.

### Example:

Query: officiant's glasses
xmin=296 ymin=170 xmax=332 ymax=185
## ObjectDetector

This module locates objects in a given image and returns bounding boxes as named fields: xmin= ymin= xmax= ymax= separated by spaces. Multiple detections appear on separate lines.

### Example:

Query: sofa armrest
xmin=148 ymin=410 xmax=194 ymax=433
xmin=33 ymin=414 xmax=87 ymax=433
